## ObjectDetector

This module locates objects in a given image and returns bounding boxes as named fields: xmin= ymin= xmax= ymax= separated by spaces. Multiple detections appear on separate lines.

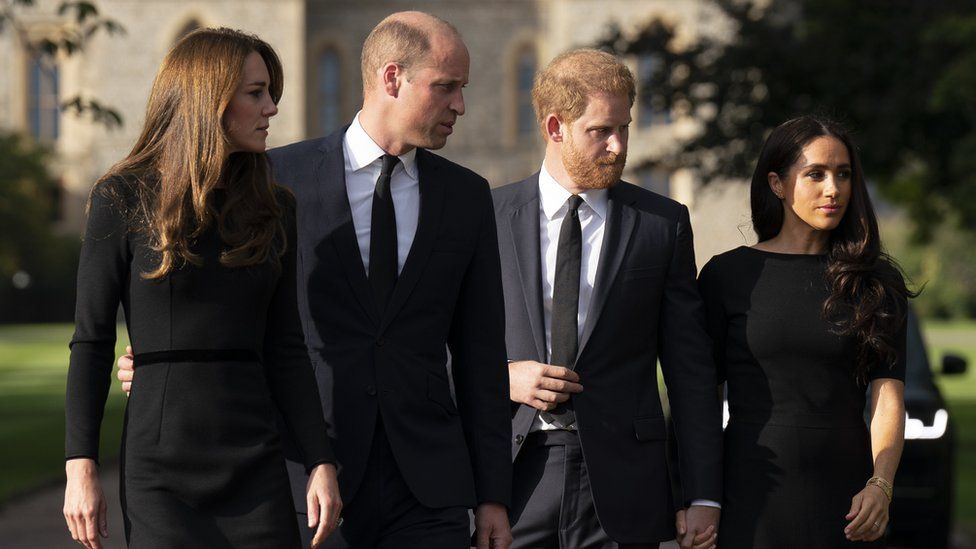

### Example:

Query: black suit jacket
xmin=493 ymin=175 xmax=722 ymax=543
xmin=267 ymin=128 xmax=512 ymax=512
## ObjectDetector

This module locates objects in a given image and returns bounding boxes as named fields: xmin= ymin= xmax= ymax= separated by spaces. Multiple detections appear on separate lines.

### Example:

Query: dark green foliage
xmin=601 ymin=0 xmax=976 ymax=239
xmin=0 ymin=132 xmax=80 ymax=322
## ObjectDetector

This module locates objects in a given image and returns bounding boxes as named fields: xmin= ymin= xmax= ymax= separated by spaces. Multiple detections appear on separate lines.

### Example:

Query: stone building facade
xmin=0 ymin=0 xmax=754 ymax=266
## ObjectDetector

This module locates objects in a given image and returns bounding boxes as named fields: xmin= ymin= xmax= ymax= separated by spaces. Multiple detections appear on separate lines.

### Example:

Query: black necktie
xmin=541 ymin=194 xmax=583 ymax=428
xmin=369 ymin=154 xmax=400 ymax=312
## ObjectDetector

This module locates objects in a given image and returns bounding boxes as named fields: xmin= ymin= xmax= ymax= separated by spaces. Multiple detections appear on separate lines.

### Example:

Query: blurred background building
xmin=0 ymin=0 xmax=751 ymax=267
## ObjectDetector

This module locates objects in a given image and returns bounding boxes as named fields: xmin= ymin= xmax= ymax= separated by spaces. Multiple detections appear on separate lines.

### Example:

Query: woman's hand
xmin=63 ymin=458 xmax=108 ymax=549
xmin=844 ymin=484 xmax=889 ymax=541
xmin=306 ymin=463 xmax=342 ymax=548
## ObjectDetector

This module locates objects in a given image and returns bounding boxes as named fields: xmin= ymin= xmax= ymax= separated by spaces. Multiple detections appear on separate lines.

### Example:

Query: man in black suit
xmin=117 ymin=11 xmax=512 ymax=549
xmin=492 ymin=49 xmax=723 ymax=549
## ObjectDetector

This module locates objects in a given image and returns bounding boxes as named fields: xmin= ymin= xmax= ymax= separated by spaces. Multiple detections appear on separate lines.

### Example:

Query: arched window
xmin=515 ymin=47 xmax=536 ymax=138
xmin=28 ymin=55 xmax=59 ymax=142
xmin=637 ymin=53 xmax=669 ymax=127
xmin=317 ymin=48 xmax=341 ymax=135
xmin=174 ymin=19 xmax=201 ymax=43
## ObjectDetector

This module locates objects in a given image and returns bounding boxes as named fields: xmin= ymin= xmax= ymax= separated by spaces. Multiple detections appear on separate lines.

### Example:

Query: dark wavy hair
xmin=750 ymin=115 xmax=915 ymax=380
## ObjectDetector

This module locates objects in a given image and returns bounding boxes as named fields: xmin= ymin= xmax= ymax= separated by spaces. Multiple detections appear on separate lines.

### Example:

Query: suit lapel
xmin=379 ymin=149 xmax=446 ymax=332
xmin=509 ymin=177 xmax=547 ymax=363
xmin=314 ymin=136 xmax=380 ymax=325
xmin=577 ymin=184 xmax=637 ymax=358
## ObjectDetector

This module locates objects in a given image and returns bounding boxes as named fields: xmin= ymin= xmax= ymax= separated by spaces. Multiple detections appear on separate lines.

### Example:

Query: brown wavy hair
xmin=750 ymin=115 xmax=916 ymax=380
xmin=94 ymin=27 xmax=286 ymax=279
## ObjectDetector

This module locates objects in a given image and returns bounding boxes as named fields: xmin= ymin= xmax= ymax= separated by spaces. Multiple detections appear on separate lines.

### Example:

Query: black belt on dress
xmin=133 ymin=349 xmax=261 ymax=367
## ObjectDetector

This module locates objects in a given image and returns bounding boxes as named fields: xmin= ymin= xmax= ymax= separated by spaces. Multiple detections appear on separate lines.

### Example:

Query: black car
xmin=887 ymin=309 xmax=968 ymax=549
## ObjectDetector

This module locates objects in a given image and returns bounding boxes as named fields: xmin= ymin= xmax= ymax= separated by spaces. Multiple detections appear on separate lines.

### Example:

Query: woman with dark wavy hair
xmin=698 ymin=115 xmax=911 ymax=548
xmin=63 ymin=28 xmax=340 ymax=548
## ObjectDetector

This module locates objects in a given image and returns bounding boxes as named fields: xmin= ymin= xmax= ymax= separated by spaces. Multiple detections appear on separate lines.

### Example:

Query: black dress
xmin=65 ymin=178 xmax=333 ymax=548
xmin=698 ymin=246 xmax=905 ymax=549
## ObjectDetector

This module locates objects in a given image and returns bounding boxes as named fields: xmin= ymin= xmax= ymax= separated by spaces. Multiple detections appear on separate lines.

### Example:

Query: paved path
xmin=0 ymin=463 xmax=677 ymax=549
xmin=0 ymin=463 xmax=126 ymax=548
xmin=1 ymin=468 xmax=971 ymax=549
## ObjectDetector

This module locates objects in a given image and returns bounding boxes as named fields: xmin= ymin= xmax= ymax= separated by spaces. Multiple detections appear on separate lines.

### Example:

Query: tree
xmin=0 ymin=0 xmax=126 ymax=128
xmin=601 ymin=0 xmax=976 ymax=239
xmin=0 ymin=1 xmax=125 ymax=321
xmin=0 ymin=132 xmax=80 ymax=322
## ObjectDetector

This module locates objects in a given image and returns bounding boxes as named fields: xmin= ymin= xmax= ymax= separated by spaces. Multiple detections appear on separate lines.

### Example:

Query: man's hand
xmin=473 ymin=502 xmax=512 ymax=549
xmin=677 ymin=505 xmax=719 ymax=549
xmin=117 ymin=345 xmax=134 ymax=396
xmin=508 ymin=360 xmax=582 ymax=412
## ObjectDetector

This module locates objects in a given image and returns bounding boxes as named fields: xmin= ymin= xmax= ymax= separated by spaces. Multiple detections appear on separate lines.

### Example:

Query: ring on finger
xmin=335 ymin=516 xmax=344 ymax=527
xmin=873 ymin=521 xmax=881 ymax=529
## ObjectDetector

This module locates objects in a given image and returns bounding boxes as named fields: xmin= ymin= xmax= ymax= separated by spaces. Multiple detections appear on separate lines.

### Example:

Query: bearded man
xmin=491 ymin=49 xmax=723 ymax=549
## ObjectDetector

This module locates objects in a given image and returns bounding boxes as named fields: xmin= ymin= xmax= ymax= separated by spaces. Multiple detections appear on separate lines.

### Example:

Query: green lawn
xmin=1 ymin=320 xmax=974 ymax=530
xmin=922 ymin=319 xmax=976 ymax=532
xmin=0 ymin=324 xmax=129 ymax=501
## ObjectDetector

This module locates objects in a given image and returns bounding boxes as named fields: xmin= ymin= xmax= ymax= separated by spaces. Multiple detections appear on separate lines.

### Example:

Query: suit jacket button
xmin=366 ymin=385 xmax=377 ymax=396
xmin=515 ymin=434 xmax=525 ymax=445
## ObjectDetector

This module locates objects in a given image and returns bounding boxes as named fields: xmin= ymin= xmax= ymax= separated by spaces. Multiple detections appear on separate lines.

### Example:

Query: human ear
xmin=768 ymin=172 xmax=784 ymax=199
xmin=545 ymin=114 xmax=564 ymax=143
xmin=382 ymin=63 xmax=400 ymax=97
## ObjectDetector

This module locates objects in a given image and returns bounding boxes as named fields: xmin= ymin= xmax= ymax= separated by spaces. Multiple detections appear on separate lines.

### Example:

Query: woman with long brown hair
xmin=698 ymin=115 xmax=911 ymax=547
xmin=63 ymin=28 xmax=340 ymax=548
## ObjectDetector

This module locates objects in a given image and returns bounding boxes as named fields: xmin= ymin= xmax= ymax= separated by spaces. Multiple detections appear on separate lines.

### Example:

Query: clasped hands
xmin=675 ymin=506 xmax=719 ymax=549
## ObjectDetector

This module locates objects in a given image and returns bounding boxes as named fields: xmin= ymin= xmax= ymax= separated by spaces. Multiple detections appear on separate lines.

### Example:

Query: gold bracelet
xmin=866 ymin=476 xmax=893 ymax=501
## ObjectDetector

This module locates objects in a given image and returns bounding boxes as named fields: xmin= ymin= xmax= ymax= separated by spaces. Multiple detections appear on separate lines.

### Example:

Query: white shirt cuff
xmin=690 ymin=499 xmax=721 ymax=509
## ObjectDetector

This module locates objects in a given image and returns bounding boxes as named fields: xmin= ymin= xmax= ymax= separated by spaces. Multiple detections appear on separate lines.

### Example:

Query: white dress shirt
xmin=532 ymin=164 xmax=608 ymax=432
xmin=342 ymin=112 xmax=420 ymax=274
xmin=527 ymin=164 xmax=722 ymax=509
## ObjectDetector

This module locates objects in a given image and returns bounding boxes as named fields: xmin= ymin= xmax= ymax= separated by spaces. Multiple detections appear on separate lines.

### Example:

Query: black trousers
xmin=509 ymin=430 xmax=657 ymax=549
xmin=298 ymin=418 xmax=469 ymax=549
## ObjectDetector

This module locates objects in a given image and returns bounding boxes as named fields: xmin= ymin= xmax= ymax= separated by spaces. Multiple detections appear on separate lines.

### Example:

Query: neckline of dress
xmin=740 ymin=245 xmax=827 ymax=259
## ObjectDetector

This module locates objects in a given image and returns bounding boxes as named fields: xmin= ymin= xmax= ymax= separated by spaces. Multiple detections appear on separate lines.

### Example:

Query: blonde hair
xmin=360 ymin=12 xmax=460 ymax=89
xmin=95 ymin=27 xmax=286 ymax=279
xmin=531 ymin=49 xmax=636 ymax=138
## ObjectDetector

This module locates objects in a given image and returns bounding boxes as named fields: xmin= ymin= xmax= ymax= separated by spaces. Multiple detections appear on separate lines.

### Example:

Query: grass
xmin=0 ymin=320 xmax=974 ymax=529
xmin=922 ymin=319 xmax=976 ymax=532
xmin=0 ymin=324 xmax=129 ymax=502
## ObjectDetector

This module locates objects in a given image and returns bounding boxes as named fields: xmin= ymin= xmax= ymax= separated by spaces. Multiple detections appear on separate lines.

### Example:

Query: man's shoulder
xmin=418 ymin=149 xmax=487 ymax=188
xmin=267 ymin=135 xmax=331 ymax=162
xmin=491 ymin=176 xmax=538 ymax=211
xmin=615 ymin=180 xmax=687 ymax=219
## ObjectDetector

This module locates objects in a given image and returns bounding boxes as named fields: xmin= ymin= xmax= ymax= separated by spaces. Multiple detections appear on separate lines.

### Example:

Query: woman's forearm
xmin=869 ymin=378 xmax=905 ymax=483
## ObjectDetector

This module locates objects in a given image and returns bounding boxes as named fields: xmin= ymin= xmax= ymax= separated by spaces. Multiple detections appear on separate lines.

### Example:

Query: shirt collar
xmin=343 ymin=111 xmax=419 ymax=180
xmin=538 ymin=162 xmax=608 ymax=221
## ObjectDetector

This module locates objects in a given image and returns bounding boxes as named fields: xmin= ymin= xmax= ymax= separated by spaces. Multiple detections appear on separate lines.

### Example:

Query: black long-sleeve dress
xmin=698 ymin=247 xmax=905 ymax=549
xmin=65 ymin=178 xmax=333 ymax=548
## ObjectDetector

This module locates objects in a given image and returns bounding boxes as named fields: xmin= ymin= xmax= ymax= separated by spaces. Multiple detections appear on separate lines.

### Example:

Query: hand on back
xmin=117 ymin=345 xmax=134 ymax=395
